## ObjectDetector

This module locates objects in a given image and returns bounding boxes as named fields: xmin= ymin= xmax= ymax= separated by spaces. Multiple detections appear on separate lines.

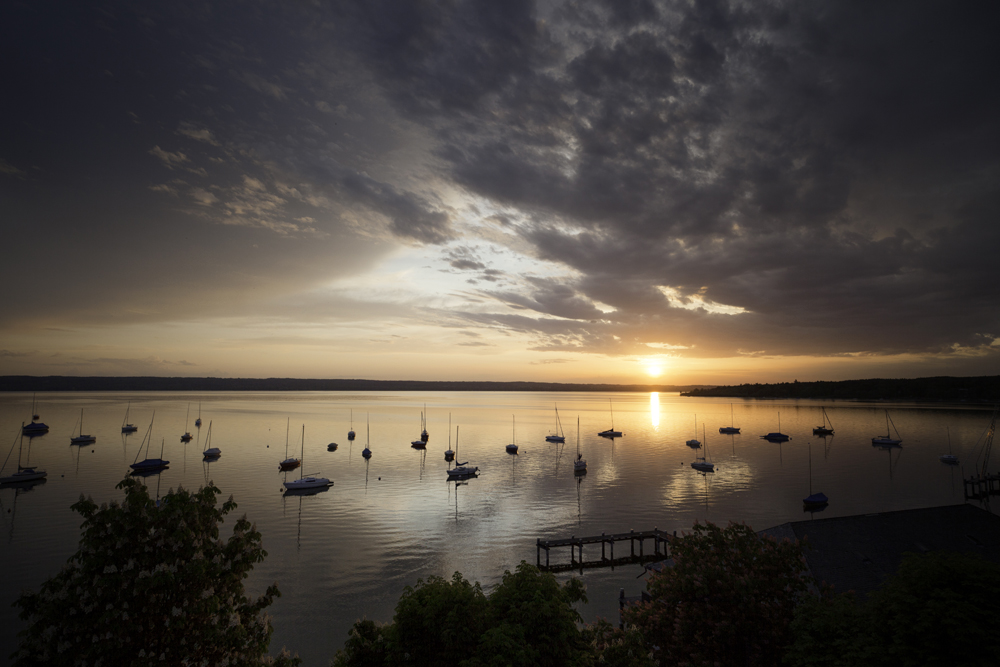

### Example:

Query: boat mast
xmin=300 ymin=425 xmax=305 ymax=480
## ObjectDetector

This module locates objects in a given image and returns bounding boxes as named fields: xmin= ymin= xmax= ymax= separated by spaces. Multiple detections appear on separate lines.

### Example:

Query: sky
xmin=2 ymin=0 xmax=999 ymax=385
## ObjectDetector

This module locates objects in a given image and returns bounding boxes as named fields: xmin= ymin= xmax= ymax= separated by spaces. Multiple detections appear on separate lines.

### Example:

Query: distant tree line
xmin=683 ymin=375 xmax=1000 ymax=402
xmin=0 ymin=376 xmax=712 ymax=393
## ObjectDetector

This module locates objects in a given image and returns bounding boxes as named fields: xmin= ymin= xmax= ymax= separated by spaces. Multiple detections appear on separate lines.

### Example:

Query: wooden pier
xmin=536 ymin=528 xmax=674 ymax=572
xmin=965 ymin=474 xmax=1000 ymax=501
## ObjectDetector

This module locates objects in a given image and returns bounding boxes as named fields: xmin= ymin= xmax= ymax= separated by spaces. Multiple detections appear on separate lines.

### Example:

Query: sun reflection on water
xmin=650 ymin=392 xmax=660 ymax=429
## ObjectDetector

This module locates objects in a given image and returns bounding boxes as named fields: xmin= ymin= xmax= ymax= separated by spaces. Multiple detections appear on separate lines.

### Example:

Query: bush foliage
xmin=12 ymin=476 xmax=298 ymax=666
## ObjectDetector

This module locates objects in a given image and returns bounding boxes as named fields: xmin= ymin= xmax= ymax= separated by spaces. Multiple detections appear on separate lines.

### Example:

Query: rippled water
xmin=0 ymin=391 xmax=993 ymax=664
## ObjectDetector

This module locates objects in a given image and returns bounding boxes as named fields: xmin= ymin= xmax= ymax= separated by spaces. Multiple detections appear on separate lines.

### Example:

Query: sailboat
xmin=802 ymin=441 xmax=829 ymax=509
xmin=761 ymin=413 xmax=790 ymax=442
xmin=30 ymin=394 xmax=40 ymax=421
xmin=22 ymin=393 xmax=48 ymax=435
xmin=719 ymin=404 xmax=740 ymax=434
xmin=130 ymin=414 xmax=169 ymax=472
xmin=327 ymin=440 xmax=339 ymax=451
xmin=194 ymin=403 xmax=202 ymax=428
xmin=813 ymin=408 xmax=834 ymax=435
xmin=546 ymin=405 xmax=566 ymax=443
xmin=597 ymin=400 xmax=623 ymax=437
xmin=70 ymin=409 xmax=97 ymax=445
xmin=279 ymin=419 xmax=301 ymax=470
xmin=686 ymin=414 xmax=701 ymax=447
xmin=347 ymin=409 xmax=356 ymax=441
xmin=411 ymin=411 xmax=427 ymax=448
xmin=506 ymin=415 xmax=519 ymax=453
xmin=940 ymin=427 xmax=958 ymax=464
xmin=421 ymin=404 xmax=429 ymax=443
xmin=691 ymin=425 xmax=715 ymax=472
xmin=362 ymin=415 xmax=372 ymax=459
xmin=283 ymin=425 xmax=332 ymax=491
xmin=447 ymin=425 xmax=478 ymax=478
xmin=871 ymin=410 xmax=902 ymax=446
xmin=180 ymin=404 xmax=193 ymax=442
xmin=1 ymin=425 xmax=47 ymax=484
xmin=573 ymin=416 xmax=587 ymax=474
xmin=121 ymin=402 xmax=138 ymax=433
xmin=444 ymin=413 xmax=454 ymax=460
xmin=202 ymin=421 xmax=221 ymax=458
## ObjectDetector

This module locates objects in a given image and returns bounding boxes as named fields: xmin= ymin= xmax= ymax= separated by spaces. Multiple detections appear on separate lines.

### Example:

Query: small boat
xmin=719 ymin=404 xmax=740 ymax=434
xmin=121 ymin=401 xmax=138 ymax=433
xmin=813 ymin=407 xmax=834 ymax=435
xmin=597 ymin=400 xmax=623 ymax=438
xmin=194 ymin=402 xmax=202 ymax=428
xmin=279 ymin=418 xmax=301 ymax=470
xmin=940 ymin=427 xmax=958 ymax=464
xmin=180 ymin=404 xmax=193 ymax=442
xmin=411 ymin=410 xmax=427 ymax=448
xmin=802 ymin=441 xmax=828 ymax=509
xmin=362 ymin=414 xmax=372 ymax=459
xmin=545 ymin=405 xmax=566 ymax=443
xmin=70 ymin=409 xmax=97 ymax=445
xmin=327 ymin=442 xmax=339 ymax=451
xmin=761 ymin=413 xmax=790 ymax=442
xmin=573 ymin=416 xmax=586 ymax=475
xmin=691 ymin=425 xmax=714 ymax=472
xmin=444 ymin=413 xmax=454 ymax=460
xmin=686 ymin=414 xmax=701 ymax=447
xmin=871 ymin=410 xmax=902 ymax=446
xmin=22 ymin=421 xmax=49 ymax=435
xmin=284 ymin=424 xmax=332 ymax=491
xmin=421 ymin=403 xmax=429 ymax=443
xmin=202 ymin=421 xmax=220 ymax=458
xmin=130 ymin=414 xmax=169 ymax=472
xmin=347 ymin=409 xmax=356 ymax=441
xmin=0 ymin=425 xmax=47 ymax=484
xmin=506 ymin=415 xmax=518 ymax=453
xmin=447 ymin=425 xmax=478 ymax=478
xmin=30 ymin=393 xmax=40 ymax=421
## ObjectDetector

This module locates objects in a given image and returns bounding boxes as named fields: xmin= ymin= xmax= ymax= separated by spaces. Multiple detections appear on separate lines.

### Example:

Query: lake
xmin=0 ymin=391 xmax=993 ymax=664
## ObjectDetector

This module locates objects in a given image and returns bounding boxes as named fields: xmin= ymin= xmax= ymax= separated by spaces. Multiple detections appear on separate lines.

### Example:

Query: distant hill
xmin=682 ymin=376 xmax=1000 ymax=402
xmin=0 ymin=376 xmax=714 ymax=393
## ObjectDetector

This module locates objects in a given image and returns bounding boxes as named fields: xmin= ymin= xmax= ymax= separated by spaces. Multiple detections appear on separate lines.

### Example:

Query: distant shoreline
xmin=0 ymin=376 xmax=712 ymax=393
xmin=681 ymin=375 xmax=1000 ymax=403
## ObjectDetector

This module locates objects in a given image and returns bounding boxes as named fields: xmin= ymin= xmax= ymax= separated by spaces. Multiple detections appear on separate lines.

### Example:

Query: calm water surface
xmin=0 ymin=392 xmax=994 ymax=664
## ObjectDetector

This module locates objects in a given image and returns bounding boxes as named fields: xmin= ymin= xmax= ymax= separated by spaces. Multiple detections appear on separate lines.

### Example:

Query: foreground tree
xmin=786 ymin=551 xmax=1000 ymax=667
xmin=12 ymin=476 xmax=299 ymax=666
xmin=623 ymin=521 xmax=811 ymax=667
xmin=332 ymin=562 xmax=589 ymax=667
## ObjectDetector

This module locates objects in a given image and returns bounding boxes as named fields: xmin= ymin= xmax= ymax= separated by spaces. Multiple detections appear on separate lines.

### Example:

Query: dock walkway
xmin=536 ymin=528 xmax=674 ymax=571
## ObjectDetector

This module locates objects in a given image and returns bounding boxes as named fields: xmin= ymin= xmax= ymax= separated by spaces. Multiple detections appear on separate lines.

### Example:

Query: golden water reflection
xmin=650 ymin=392 xmax=660 ymax=429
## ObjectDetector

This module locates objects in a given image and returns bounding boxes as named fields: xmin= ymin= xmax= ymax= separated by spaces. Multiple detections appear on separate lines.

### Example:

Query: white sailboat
xmin=121 ymin=401 xmax=138 ymax=433
xmin=180 ymin=404 xmax=193 ymax=442
xmin=0 ymin=425 xmax=47 ymax=484
xmin=597 ymin=400 xmax=623 ymax=437
xmin=506 ymin=415 xmax=518 ymax=453
xmin=871 ymin=410 xmax=902 ymax=446
xmin=202 ymin=421 xmax=221 ymax=458
xmin=279 ymin=418 xmax=301 ymax=470
xmin=283 ymin=425 xmax=332 ymax=491
xmin=573 ymin=416 xmax=587 ymax=474
xmin=447 ymin=425 xmax=478 ymax=478
xmin=719 ymin=404 xmax=740 ymax=434
xmin=686 ymin=413 xmax=701 ymax=447
xmin=691 ymin=425 xmax=714 ymax=472
xmin=70 ymin=409 xmax=96 ymax=445
xmin=546 ymin=405 xmax=566 ymax=443
xmin=940 ymin=427 xmax=958 ymax=464
xmin=761 ymin=413 xmax=790 ymax=442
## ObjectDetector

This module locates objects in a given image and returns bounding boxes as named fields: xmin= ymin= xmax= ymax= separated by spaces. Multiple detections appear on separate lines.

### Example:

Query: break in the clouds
xmin=1 ymin=0 xmax=999 ymax=380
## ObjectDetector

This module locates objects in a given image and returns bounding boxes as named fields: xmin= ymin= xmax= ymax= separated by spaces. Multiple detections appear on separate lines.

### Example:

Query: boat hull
xmin=719 ymin=427 xmax=740 ymax=434
xmin=22 ymin=422 xmax=49 ymax=434
xmin=70 ymin=435 xmax=97 ymax=445
xmin=545 ymin=435 xmax=565 ymax=443
xmin=871 ymin=437 xmax=902 ymax=446
xmin=130 ymin=458 xmax=169 ymax=471
xmin=283 ymin=477 xmax=332 ymax=491
xmin=1 ymin=469 xmax=47 ymax=484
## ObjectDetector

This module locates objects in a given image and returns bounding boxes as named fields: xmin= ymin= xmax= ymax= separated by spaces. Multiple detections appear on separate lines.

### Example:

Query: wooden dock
xmin=965 ymin=474 xmax=1000 ymax=501
xmin=536 ymin=528 xmax=674 ymax=571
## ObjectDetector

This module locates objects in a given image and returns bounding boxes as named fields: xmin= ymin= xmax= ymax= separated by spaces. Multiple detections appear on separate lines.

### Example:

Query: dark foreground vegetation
xmin=683 ymin=375 xmax=1000 ymax=402
xmin=14 ymin=483 xmax=999 ymax=666
xmin=0 ymin=375 xmax=710 ymax=393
